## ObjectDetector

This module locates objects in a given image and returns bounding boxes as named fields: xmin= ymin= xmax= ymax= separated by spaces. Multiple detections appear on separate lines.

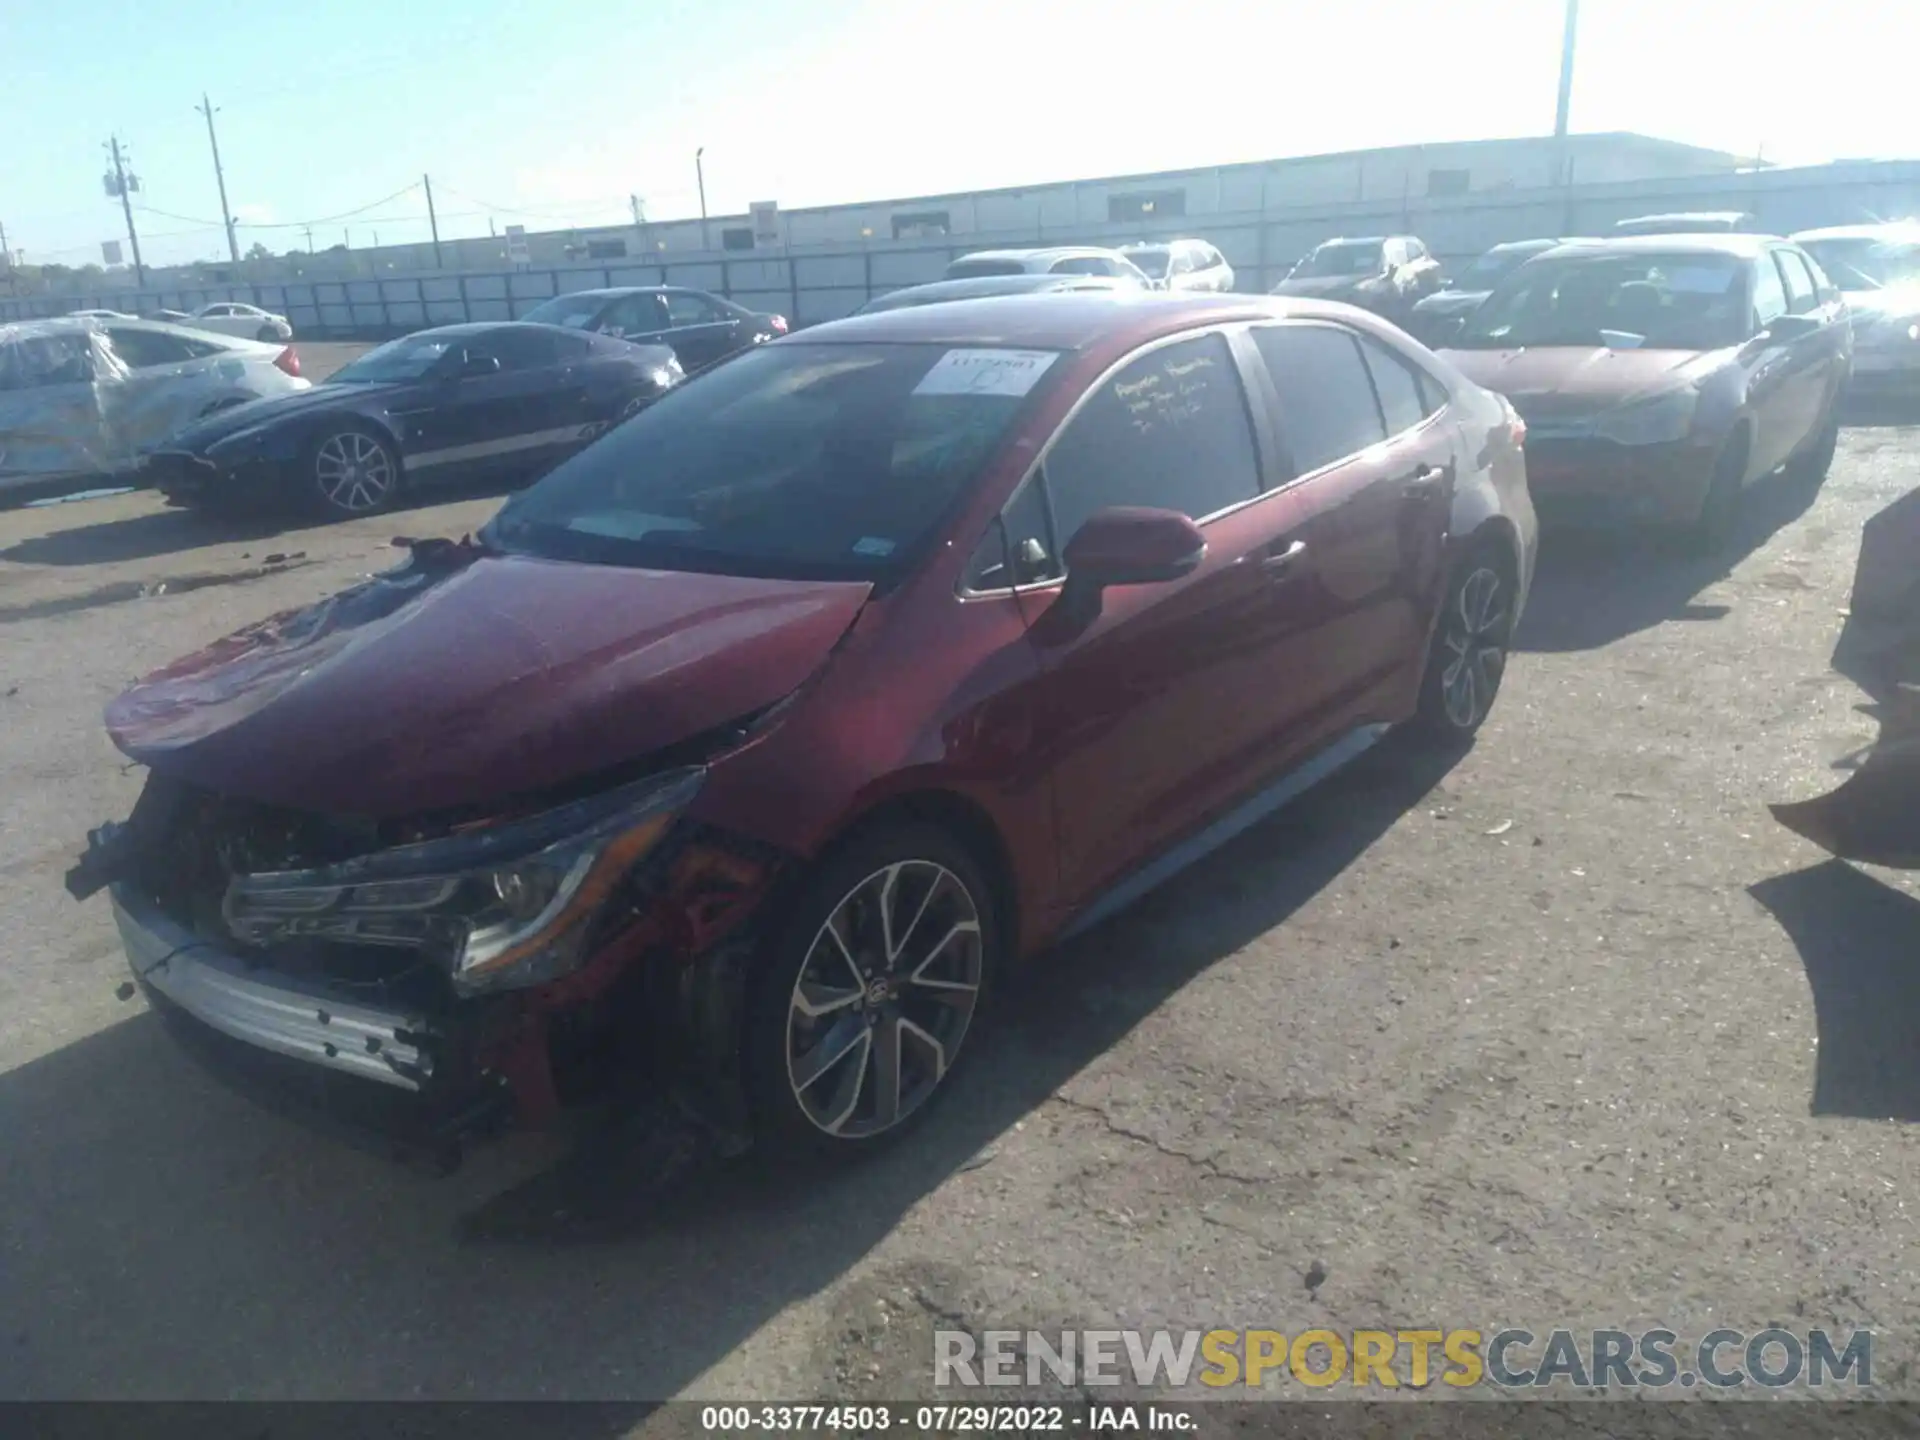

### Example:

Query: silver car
xmin=0 ymin=317 xmax=309 ymax=498
xmin=942 ymin=246 xmax=1150 ymax=285
xmin=1120 ymin=239 xmax=1235 ymax=292
xmin=1793 ymin=222 xmax=1920 ymax=395
xmin=857 ymin=272 xmax=1136 ymax=314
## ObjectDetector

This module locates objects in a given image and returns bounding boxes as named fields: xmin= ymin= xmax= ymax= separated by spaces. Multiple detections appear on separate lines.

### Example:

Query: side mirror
xmin=1054 ymin=506 xmax=1206 ymax=625
xmin=1766 ymin=314 xmax=1821 ymax=342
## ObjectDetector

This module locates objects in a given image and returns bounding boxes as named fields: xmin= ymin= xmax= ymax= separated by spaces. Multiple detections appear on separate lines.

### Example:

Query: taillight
xmin=768 ymin=314 xmax=789 ymax=333
xmin=274 ymin=346 xmax=301 ymax=378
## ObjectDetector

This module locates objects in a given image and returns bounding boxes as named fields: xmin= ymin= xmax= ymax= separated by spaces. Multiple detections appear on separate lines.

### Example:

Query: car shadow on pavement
xmin=1749 ymin=859 xmax=1920 ymax=1123
xmin=1514 ymin=465 xmax=1828 ymax=654
xmin=0 ymin=733 xmax=1457 ymax=1402
xmin=0 ymin=505 xmax=295 ymax=567
xmin=1839 ymin=393 xmax=1920 ymax=429
xmin=0 ymin=476 xmax=530 ymax=569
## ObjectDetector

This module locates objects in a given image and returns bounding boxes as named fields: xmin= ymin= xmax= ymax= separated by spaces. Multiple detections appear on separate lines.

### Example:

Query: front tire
xmin=1787 ymin=409 xmax=1840 ymax=487
xmin=1689 ymin=431 xmax=1750 ymax=555
xmin=307 ymin=425 xmax=400 ymax=518
xmin=743 ymin=821 xmax=999 ymax=1161
xmin=1411 ymin=543 xmax=1517 ymax=747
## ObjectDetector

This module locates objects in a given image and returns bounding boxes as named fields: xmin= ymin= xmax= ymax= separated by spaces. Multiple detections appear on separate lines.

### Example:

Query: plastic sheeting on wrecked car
xmin=0 ymin=317 xmax=278 ymax=491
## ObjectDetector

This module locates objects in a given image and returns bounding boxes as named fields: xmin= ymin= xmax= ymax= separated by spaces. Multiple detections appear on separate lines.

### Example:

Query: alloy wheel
xmin=1439 ymin=566 xmax=1509 ymax=730
xmin=314 ymin=432 xmax=396 ymax=514
xmin=784 ymin=860 xmax=984 ymax=1141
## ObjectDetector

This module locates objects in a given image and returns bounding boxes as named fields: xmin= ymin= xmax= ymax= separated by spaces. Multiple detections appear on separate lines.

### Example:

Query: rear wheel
xmin=743 ymin=821 xmax=999 ymax=1161
xmin=307 ymin=426 xmax=400 ymax=518
xmin=1411 ymin=543 xmax=1516 ymax=747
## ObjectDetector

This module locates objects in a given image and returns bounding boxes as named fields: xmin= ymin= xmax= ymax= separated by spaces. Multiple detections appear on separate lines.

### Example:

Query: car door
xmin=100 ymin=326 xmax=231 ymax=450
xmin=1249 ymin=321 xmax=1451 ymax=726
xmin=402 ymin=328 xmax=590 ymax=483
xmin=1740 ymin=251 xmax=1799 ymax=474
xmin=994 ymin=328 xmax=1318 ymax=911
xmin=660 ymin=290 xmax=745 ymax=369
xmin=1771 ymin=247 xmax=1842 ymax=445
xmin=0 ymin=330 xmax=110 ymax=484
xmin=592 ymin=290 xmax=672 ymax=348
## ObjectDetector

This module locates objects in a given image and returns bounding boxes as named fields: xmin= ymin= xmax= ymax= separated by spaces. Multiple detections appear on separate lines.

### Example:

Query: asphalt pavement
xmin=2 ymin=396 xmax=1919 ymax=1413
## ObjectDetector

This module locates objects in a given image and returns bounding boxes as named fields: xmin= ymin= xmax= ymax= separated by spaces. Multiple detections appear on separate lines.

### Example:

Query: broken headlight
xmin=223 ymin=768 xmax=704 ymax=995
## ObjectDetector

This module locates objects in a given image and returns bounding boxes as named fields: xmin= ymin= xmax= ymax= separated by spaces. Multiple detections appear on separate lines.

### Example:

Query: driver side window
xmin=1751 ymin=255 xmax=1788 ymax=331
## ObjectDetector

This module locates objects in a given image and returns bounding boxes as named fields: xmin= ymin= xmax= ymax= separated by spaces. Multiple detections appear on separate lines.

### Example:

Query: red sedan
xmin=70 ymin=292 xmax=1536 ymax=1165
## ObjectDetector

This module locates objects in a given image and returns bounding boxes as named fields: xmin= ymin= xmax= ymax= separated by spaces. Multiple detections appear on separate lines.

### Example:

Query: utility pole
xmin=1553 ymin=0 xmax=1580 ymax=173
xmin=303 ymin=225 xmax=314 ymax=253
xmin=0 ymin=218 xmax=12 ymax=296
xmin=194 ymin=93 xmax=241 ymax=265
xmin=105 ymin=135 xmax=146 ymax=287
xmin=695 ymin=147 xmax=709 ymax=250
xmin=423 ymin=173 xmax=443 ymax=268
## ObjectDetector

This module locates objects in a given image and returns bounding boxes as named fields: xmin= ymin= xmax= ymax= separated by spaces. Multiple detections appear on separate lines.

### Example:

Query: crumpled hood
xmin=106 ymin=549 xmax=872 ymax=818
xmin=1440 ymin=345 xmax=1717 ymax=419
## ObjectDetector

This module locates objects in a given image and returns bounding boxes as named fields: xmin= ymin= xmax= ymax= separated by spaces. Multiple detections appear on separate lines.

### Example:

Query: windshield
xmin=1125 ymin=247 xmax=1172 ymax=278
xmin=520 ymin=294 xmax=610 ymax=328
xmin=1799 ymin=238 xmax=1920 ymax=292
xmin=946 ymin=258 xmax=1027 ymax=278
xmin=483 ymin=341 xmax=1052 ymax=581
xmin=1459 ymin=246 xmax=1544 ymax=287
xmin=326 ymin=333 xmax=459 ymax=384
xmin=1455 ymin=252 xmax=1748 ymax=351
xmin=1296 ymin=243 xmax=1384 ymax=278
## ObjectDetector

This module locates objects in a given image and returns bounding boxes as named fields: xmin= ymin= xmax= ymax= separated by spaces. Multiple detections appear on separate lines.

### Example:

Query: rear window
xmin=1296 ymin=242 xmax=1385 ymax=277
xmin=946 ymin=258 xmax=1028 ymax=279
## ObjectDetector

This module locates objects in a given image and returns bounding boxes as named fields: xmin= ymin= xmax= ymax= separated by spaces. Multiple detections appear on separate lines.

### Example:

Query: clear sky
xmin=5 ymin=0 xmax=1913 ymax=269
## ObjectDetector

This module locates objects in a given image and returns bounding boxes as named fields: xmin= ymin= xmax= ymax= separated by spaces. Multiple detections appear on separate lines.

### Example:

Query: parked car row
xmin=2 ymin=283 xmax=798 ymax=512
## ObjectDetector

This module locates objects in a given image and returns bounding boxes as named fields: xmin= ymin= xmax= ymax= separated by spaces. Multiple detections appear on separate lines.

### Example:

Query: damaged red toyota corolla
xmin=68 ymin=293 xmax=1537 ymax=1169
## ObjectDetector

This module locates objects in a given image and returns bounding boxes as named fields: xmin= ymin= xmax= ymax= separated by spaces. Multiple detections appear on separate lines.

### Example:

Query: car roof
xmin=952 ymin=246 xmax=1127 ymax=263
xmin=1792 ymin=221 xmax=1920 ymax=242
xmin=866 ymin=274 xmax=1126 ymax=309
xmin=794 ymin=291 xmax=1379 ymax=351
xmin=1534 ymin=233 xmax=1780 ymax=261
xmin=535 ymin=285 xmax=706 ymax=302
xmin=1315 ymin=236 xmax=1392 ymax=248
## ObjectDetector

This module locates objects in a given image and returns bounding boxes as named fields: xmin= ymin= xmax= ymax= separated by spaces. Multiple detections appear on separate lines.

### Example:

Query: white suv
xmin=1121 ymin=239 xmax=1235 ymax=292
xmin=943 ymin=247 xmax=1150 ymax=285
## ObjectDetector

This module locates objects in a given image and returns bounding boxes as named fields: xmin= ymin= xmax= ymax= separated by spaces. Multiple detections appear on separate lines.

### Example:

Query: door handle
xmin=1260 ymin=539 xmax=1307 ymax=576
xmin=1404 ymin=463 xmax=1448 ymax=497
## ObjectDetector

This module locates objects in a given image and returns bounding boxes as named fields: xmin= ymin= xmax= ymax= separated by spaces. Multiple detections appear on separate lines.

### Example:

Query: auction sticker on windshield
xmin=913 ymin=349 xmax=1058 ymax=397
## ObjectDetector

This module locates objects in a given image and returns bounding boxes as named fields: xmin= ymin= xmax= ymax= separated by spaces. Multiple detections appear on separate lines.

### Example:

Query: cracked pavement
xmin=3 ymin=375 xmax=1920 ymax=1419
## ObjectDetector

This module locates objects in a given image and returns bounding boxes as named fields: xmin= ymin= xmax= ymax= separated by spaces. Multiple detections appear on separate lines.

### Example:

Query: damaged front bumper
xmin=112 ymin=883 xmax=438 ymax=1090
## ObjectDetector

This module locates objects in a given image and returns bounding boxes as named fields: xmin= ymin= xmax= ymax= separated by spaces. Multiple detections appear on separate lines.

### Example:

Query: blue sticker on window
xmin=852 ymin=536 xmax=896 ymax=557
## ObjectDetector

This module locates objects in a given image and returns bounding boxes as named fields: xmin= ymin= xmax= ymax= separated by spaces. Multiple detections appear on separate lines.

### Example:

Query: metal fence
xmin=7 ymin=161 xmax=1919 ymax=339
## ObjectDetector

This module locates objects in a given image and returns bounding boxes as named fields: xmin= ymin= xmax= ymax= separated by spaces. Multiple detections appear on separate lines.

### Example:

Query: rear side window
xmin=1251 ymin=324 xmax=1388 ymax=475
xmin=1356 ymin=336 xmax=1429 ymax=435
xmin=947 ymin=258 xmax=1027 ymax=279
xmin=1043 ymin=332 xmax=1261 ymax=547
xmin=665 ymin=292 xmax=723 ymax=326
xmin=105 ymin=327 xmax=210 ymax=368
xmin=600 ymin=293 xmax=668 ymax=336
xmin=1050 ymin=256 xmax=1112 ymax=276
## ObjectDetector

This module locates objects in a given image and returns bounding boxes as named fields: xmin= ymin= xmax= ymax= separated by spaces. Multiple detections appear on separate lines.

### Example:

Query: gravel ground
xmin=2 ymin=402 xmax=1919 ymax=1418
